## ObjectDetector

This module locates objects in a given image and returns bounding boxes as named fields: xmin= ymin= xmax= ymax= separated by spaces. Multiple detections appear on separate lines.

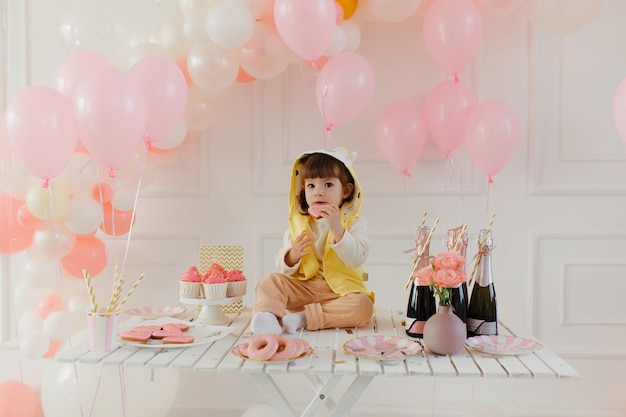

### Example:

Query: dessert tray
xmin=118 ymin=317 xmax=233 ymax=349
xmin=123 ymin=305 xmax=186 ymax=319
xmin=343 ymin=335 xmax=423 ymax=362
xmin=231 ymin=340 xmax=314 ymax=363
xmin=465 ymin=335 xmax=543 ymax=356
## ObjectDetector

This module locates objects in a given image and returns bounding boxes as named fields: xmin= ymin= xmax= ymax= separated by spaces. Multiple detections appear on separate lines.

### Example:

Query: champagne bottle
xmin=447 ymin=227 xmax=469 ymax=324
xmin=405 ymin=226 xmax=435 ymax=338
xmin=467 ymin=229 xmax=498 ymax=336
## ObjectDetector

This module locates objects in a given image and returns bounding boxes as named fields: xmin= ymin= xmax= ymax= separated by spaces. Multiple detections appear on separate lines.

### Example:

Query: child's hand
xmin=285 ymin=231 xmax=311 ymax=267
xmin=316 ymin=204 xmax=345 ymax=242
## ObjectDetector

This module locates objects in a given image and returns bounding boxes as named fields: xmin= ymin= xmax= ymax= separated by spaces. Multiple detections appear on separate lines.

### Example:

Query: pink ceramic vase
xmin=423 ymin=304 xmax=467 ymax=355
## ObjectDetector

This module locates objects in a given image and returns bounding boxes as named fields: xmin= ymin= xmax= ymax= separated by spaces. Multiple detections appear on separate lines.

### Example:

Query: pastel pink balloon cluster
xmin=3 ymin=49 xmax=188 ymax=182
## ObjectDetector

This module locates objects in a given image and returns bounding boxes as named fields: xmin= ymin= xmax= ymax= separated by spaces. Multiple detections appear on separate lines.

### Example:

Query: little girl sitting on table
xmin=251 ymin=147 xmax=374 ymax=335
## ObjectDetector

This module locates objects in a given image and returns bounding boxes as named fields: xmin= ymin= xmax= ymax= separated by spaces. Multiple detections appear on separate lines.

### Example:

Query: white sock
xmin=283 ymin=311 xmax=306 ymax=334
xmin=251 ymin=312 xmax=282 ymax=335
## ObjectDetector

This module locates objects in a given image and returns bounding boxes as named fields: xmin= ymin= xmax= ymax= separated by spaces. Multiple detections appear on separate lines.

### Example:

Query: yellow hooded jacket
xmin=282 ymin=147 xmax=374 ymax=303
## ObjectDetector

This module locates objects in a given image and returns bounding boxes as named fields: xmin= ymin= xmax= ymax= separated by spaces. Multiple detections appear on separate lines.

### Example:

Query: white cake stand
xmin=179 ymin=296 xmax=242 ymax=325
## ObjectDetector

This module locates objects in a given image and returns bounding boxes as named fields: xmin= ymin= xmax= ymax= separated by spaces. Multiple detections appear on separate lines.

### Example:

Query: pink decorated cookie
xmin=162 ymin=335 xmax=195 ymax=344
xmin=151 ymin=328 xmax=183 ymax=339
xmin=130 ymin=325 xmax=163 ymax=333
xmin=120 ymin=331 xmax=153 ymax=343
xmin=307 ymin=204 xmax=325 ymax=219
xmin=162 ymin=323 xmax=190 ymax=332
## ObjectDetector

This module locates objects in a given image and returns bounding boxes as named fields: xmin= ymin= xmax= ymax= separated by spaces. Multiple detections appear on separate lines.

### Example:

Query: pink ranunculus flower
xmin=432 ymin=251 xmax=465 ymax=271
xmin=414 ymin=265 xmax=435 ymax=286
xmin=433 ymin=269 xmax=465 ymax=289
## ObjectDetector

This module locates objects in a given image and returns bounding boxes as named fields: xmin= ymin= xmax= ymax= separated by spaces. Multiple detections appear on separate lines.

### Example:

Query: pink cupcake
xmin=225 ymin=269 xmax=247 ymax=297
xmin=202 ymin=269 xmax=228 ymax=300
xmin=179 ymin=266 xmax=204 ymax=299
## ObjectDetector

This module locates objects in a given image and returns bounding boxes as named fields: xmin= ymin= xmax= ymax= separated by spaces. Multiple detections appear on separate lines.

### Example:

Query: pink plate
xmin=465 ymin=335 xmax=543 ymax=356
xmin=343 ymin=336 xmax=423 ymax=362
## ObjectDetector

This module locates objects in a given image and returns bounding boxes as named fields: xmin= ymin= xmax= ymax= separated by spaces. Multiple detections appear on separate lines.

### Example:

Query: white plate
xmin=123 ymin=305 xmax=187 ymax=319
xmin=343 ymin=336 xmax=423 ymax=362
xmin=465 ymin=335 xmax=543 ymax=356
xmin=118 ymin=317 xmax=233 ymax=349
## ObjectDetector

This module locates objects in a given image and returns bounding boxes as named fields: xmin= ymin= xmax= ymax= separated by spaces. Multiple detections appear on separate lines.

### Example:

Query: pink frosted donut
xmin=293 ymin=338 xmax=310 ymax=358
xmin=247 ymin=334 xmax=279 ymax=361
xmin=270 ymin=337 xmax=300 ymax=361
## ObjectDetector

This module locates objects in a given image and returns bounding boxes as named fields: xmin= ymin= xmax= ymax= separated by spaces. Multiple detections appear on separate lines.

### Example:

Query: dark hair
xmin=296 ymin=153 xmax=355 ymax=213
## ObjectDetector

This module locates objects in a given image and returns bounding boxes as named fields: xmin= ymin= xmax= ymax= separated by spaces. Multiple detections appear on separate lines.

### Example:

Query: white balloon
xmin=31 ymin=228 xmax=76 ymax=259
xmin=341 ymin=21 xmax=361 ymax=52
xmin=18 ymin=312 xmax=44 ymax=337
xmin=57 ymin=152 xmax=99 ymax=198
xmin=43 ymin=310 xmax=75 ymax=340
xmin=324 ymin=26 xmax=347 ymax=56
xmin=111 ymin=187 xmax=139 ymax=212
xmin=474 ymin=0 xmax=524 ymax=18
xmin=184 ymin=14 xmax=210 ymax=42
xmin=23 ymin=256 xmax=64 ymax=288
xmin=64 ymin=196 xmax=104 ymax=235
xmin=527 ymin=0 xmax=602 ymax=35
xmin=206 ymin=0 xmax=255 ymax=49
xmin=19 ymin=332 xmax=51 ymax=359
xmin=159 ymin=17 xmax=193 ymax=60
xmin=240 ymin=23 xmax=291 ymax=80
xmin=13 ymin=284 xmax=47 ymax=316
xmin=152 ymin=119 xmax=188 ymax=150
xmin=41 ymin=362 xmax=180 ymax=417
xmin=187 ymin=41 xmax=239 ymax=90
xmin=0 ymin=153 xmax=39 ymax=200
xmin=25 ymin=182 xmax=71 ymax=220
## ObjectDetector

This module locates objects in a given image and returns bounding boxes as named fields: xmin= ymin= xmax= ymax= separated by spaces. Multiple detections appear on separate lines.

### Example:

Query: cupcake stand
xmin=179 ymin=296 xmax=242 ymax=325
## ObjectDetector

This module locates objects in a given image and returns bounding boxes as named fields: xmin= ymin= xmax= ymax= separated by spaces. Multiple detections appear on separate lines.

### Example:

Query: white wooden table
xmin=56 ymin=307 xmax=579 ymax=417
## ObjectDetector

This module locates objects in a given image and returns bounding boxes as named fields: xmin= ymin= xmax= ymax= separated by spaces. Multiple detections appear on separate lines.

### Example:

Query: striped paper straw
xmin=83 ymin=269 xmax=98 ymax=313
xmin=117 ymin=273 xmax=146 ymax=312
xmin=404 ymin=218 xmax=439 ymax=290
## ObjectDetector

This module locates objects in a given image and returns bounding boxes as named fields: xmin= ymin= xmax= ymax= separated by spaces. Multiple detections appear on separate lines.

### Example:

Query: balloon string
xmin=485 ymin=177 xmax=498 ymax=213
xmin=89 ymin=365 xmax=105 ymax=417
xmin=119 ymin=144 xmax=147 ymax=276
xmin=312 ymin=59 xmax=332 ymax=143
xmin=444 ymin=152 xmax=454 ymax=193
xmin=119 ymin=365 xmax=127 ymax=417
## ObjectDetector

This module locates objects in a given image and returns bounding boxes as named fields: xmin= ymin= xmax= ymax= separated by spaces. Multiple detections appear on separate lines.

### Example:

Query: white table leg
xmin=251 ymin=373 xmax=298 ymax=417
xmin=299 ymin=375 xmax=342 ymax=417
xmin=326 ymin=375 xmax=374 ymax=417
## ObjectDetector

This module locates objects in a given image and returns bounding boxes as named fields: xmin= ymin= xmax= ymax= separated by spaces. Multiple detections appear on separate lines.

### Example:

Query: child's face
xmin=304 ymin=177 xmax=353 ymax=208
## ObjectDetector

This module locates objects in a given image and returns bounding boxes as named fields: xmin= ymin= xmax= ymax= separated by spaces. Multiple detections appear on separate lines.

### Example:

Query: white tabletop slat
xmin=287 ymin=329 xmax=317 ymax=374
xmin=533 ymin=348 xmax=579 ymax=379
xmin=333 ymin=328 xmax=359 ymax=376
xmin=145 ymin=348 xmax=185 ymax=368
xmin=308 ymin=327 xmax=336 ymax=375
xmin=103 ymin=346 xmax=142 ymax=366
xmin=56 ymin=343 xmax=91 ymax=363
xmin=197 ymin=312 xmax=249 ymax=371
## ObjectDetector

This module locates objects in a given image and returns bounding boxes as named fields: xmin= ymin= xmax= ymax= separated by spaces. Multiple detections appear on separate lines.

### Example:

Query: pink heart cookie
xmin=308 ymin=204 xmax=325 ymax=218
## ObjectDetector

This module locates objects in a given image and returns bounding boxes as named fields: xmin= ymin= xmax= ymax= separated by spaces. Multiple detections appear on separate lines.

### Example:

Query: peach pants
xmin=253 ymin=273 xmax=373 ymax=331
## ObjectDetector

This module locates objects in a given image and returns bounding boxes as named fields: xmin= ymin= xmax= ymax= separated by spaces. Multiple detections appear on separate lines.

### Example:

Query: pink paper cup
xmin=86 ymin=311 xmax=120 ymax=352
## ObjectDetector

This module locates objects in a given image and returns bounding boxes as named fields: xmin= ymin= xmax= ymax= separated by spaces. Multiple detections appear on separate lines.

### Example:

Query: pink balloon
xmin=612 ymin=76 xmax=626 ymax=143
xmin=423 ymin=80 xmax=476 ymax=155
xmin=315 ymin=52 xmax=375 ymax=130
xmin=0 ymin=194 xmax=34 ymax=254
xmin=74 ymin=68 xmax=148 ymax=173
xmin=54 ymin=49 xmax=114 ymax=100
xmin=129 ymin=56 xmax=188 ymax=144
xmin=465 ymin=101 xmax=521 ymax=181
xmin=4 ymin=86 xmax=78 ymax=181
xmin=375 ymin=102 xmax=428 ymax=176
xmin=0 ymin=380 xmax=39 ymax=417
xmin=274 ymin=0 xmax=336 ymax=61
xmin=37 ymin=293 xmax=65 ymax=319
xmin=423 ymin=0 xmax=482 ymax=76
xmin=61 ymin=235 xmax=107 ymax=278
